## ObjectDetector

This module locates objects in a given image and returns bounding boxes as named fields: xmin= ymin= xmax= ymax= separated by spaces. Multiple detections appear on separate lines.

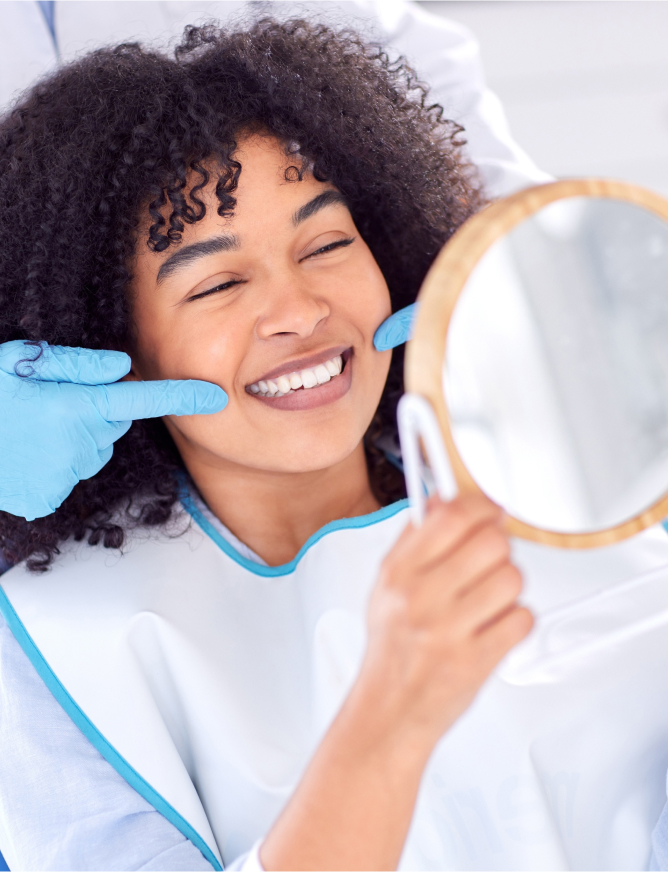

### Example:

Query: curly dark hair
xmin=0 ymin=17 xmax=484 ymax=571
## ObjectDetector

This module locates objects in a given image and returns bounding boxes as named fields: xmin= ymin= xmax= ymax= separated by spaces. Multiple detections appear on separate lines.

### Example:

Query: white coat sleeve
xmin=354 ymin=0 xmax=554 ymax=198
xmin=2 ymin=0 xmax=551 ymax=197
xmin=0 ymin=614 xmax=215 ymax=872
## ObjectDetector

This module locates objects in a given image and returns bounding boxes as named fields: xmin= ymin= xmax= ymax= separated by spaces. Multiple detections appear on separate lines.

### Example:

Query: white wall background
xmin=418 ymin=1 xmax=668 ymax=196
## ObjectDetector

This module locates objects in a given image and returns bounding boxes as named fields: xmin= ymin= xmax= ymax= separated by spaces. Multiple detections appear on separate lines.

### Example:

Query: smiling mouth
xmin=247 ymin=350 xmax=348 ymax=398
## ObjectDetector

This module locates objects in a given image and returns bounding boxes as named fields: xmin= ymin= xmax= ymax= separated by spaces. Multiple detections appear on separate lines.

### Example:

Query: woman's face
xmin=130 ymin=135 xmax=392 ymax=474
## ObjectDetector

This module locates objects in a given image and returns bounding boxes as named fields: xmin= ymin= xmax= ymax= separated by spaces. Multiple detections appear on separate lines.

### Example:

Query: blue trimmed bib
xmin=4 ymin=501 xmax=668 ymax=869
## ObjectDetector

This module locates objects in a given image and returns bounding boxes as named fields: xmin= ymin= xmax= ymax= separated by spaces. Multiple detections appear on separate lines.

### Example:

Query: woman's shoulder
xmin=0 ymin=501 xmax=210 ymax=601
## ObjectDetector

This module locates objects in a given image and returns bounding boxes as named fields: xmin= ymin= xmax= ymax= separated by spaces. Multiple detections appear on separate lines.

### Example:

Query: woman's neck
xmin=177 ymin=441 xmax=381 ymax=566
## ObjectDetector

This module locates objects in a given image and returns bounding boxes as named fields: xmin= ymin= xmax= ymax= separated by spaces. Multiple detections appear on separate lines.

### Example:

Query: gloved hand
xmin=373 ymin=303 xmax=418 ymax=352
xmin=0 ymin=341 xmax=227 ymax=521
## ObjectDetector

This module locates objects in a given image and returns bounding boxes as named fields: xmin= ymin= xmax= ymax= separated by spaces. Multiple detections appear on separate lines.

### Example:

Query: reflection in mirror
xmin=444 ymin=197 xmax=668 ymax=533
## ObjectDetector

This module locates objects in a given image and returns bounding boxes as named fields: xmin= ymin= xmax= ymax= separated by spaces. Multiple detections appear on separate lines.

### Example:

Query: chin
xmin=253 ymin=432 xmax=365 ymax=475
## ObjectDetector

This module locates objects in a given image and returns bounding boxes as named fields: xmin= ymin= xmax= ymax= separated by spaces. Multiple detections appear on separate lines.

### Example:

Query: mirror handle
xmin=398 ymin=393 xmax=458 ymax=527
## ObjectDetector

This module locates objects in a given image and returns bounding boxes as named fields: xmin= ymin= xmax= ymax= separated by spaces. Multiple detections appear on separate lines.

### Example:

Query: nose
xmin=256 ymin=275 xmax=330 ymax=341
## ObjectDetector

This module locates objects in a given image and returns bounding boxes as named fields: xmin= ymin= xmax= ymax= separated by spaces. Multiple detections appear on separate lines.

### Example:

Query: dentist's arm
xmin=0 ymin=341 xmax=226 ymax=521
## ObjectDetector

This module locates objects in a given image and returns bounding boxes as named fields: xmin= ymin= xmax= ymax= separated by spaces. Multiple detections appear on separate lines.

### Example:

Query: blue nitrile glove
xmin=373 ymin=303 xmax=418 ymax=352
xmin=0 ymin=341 xmax=227 ymax=521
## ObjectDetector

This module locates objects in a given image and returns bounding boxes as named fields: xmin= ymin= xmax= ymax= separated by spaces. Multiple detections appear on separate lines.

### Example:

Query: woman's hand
xmin=261 ymin=494 xmax=532 ymax=871
xmin=358 ymin=493 xmax=532 ymax=750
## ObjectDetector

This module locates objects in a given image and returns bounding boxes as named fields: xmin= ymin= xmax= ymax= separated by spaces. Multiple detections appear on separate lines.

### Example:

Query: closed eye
xmin=185 ymin=237 xmax=355 ymax=301
xmin=301 ymin=236 xmax=356 ymax=261
xmin=187 ymin=279 xmax=246 ymax=302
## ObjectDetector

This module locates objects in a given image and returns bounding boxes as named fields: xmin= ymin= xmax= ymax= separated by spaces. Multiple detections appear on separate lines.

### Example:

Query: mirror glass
xmin=444 ymin=197 xmax=668 ymax=533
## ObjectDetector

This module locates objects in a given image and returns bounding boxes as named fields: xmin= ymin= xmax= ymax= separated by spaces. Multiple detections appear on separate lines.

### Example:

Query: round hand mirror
xmin=405 ymin=180 xmax=668 ymax=547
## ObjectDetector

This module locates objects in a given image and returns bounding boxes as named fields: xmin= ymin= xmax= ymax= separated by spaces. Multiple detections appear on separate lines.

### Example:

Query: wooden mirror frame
xmin=405 ymin=179 xmax=668 ymax=548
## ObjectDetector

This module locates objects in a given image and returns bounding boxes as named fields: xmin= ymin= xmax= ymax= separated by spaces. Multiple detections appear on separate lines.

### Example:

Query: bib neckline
xmin=180 ymin=491 xmax=409 ymax=578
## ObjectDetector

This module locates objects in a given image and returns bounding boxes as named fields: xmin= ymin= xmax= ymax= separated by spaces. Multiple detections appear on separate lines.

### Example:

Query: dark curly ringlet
xmin=0 ymin=17 xmax=484 ymax=572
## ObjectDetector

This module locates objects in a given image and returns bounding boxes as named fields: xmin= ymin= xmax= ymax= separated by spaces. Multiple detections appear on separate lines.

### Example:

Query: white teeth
xmin=325 ymin=357 xmax=340 ymax=377
xmin=301 ymin=368 xmax=318 ymax=389
xmin=314 ymin=364 xmax=331 ymax=384
xmin=248 ymin=353 xmax=346 ymax=397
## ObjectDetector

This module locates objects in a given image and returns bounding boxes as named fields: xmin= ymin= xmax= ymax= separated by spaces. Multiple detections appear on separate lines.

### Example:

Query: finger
xmin=373 ymin=303 xmax=417 ymax=352
xmin=432 ymin=521 xmax=511 ymax=596
xmin=403 ymin=522 xmax=512 ymax=623
xmin=89 ymin=378 xmax=228 ymax=421
xmin=0 ymin=340 xmax=131 ymax=384
xmin=390 ymin=494 xmax=502 ymax=573
xmin=451 ymin=563 xmax=523 ymax=636
xmin=477 ymin=606 xmax=534 ymax=671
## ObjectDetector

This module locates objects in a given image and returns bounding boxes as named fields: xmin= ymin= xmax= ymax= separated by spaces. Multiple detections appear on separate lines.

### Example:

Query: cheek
xmin=132 ymin=305 xmax=241 ymax=390
xmin=341 ymin=255 xmax=392 ymax=330
xmin=341 ymin=260 xmax=392 ymax=396
xmin=356 ymin=346 xmax=392 ymax=443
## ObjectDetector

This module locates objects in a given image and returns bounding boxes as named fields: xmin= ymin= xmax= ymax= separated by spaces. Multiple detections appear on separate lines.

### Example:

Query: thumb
xmin=0 ymin=341 xmax=131 ymax=385
xmin=89 ymin=378 xmax=228 ymax=421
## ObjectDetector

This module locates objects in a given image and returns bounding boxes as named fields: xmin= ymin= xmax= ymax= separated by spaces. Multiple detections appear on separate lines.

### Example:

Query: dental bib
xmin=3 ymin=499 xmax=668 ymax=870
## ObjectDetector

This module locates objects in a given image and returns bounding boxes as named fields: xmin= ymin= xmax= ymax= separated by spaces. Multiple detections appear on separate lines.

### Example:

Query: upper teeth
xmin=248 ymin=354 xmax=343 ymax=397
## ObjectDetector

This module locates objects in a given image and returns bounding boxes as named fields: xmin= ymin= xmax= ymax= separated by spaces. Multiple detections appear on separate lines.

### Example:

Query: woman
xmin=0 ymin=19 xmax=531 ymax=870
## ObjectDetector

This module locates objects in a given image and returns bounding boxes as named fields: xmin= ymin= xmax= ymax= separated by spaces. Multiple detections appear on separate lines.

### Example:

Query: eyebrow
xmin=156 ymin=234 xmax=240 ymax=284
xmin=155 ymin=192 xmax=347 ymax=284
xmin=292 ymin=190 xmax=348 ymax=226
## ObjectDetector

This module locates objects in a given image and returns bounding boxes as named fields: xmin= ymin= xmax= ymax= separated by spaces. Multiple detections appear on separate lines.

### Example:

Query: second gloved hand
xmin=0 ymin=341 xmax=227 ymax=521
xmin=373 ymin=303 xmax=417 ymax=352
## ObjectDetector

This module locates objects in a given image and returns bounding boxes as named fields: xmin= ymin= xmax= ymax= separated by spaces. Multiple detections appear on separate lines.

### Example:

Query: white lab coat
xmin=0 ymin=0 xmax=550 ymax=198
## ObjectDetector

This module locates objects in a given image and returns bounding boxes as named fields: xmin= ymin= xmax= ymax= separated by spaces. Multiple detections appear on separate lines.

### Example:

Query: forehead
xmin=155 ymin=134 xmax=331 ymax=235
xmin=233 ymin=133 xmax=309 ymax=188
xmin=215 ymin=134 xmax=332 ymax=220
xmin=133 ymin=134 xmax=342 ymax=276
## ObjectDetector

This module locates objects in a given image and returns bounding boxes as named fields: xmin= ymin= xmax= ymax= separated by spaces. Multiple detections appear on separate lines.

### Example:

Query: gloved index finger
xmin=0 ymin=340 xmax=131 ymax=384
xmin=90 ymin=378 xmax=228 ymax=421
xmin=373 ymin=303 xmax=418 ymax=352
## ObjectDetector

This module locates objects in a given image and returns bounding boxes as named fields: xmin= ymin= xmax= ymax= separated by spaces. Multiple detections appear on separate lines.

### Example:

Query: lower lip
xmin=249 ymin=353 xmax=353 ymax=411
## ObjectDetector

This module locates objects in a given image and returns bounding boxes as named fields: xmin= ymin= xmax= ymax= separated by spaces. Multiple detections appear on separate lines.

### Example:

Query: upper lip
xmin=247 ymin=345 xmax=350 ymax=386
